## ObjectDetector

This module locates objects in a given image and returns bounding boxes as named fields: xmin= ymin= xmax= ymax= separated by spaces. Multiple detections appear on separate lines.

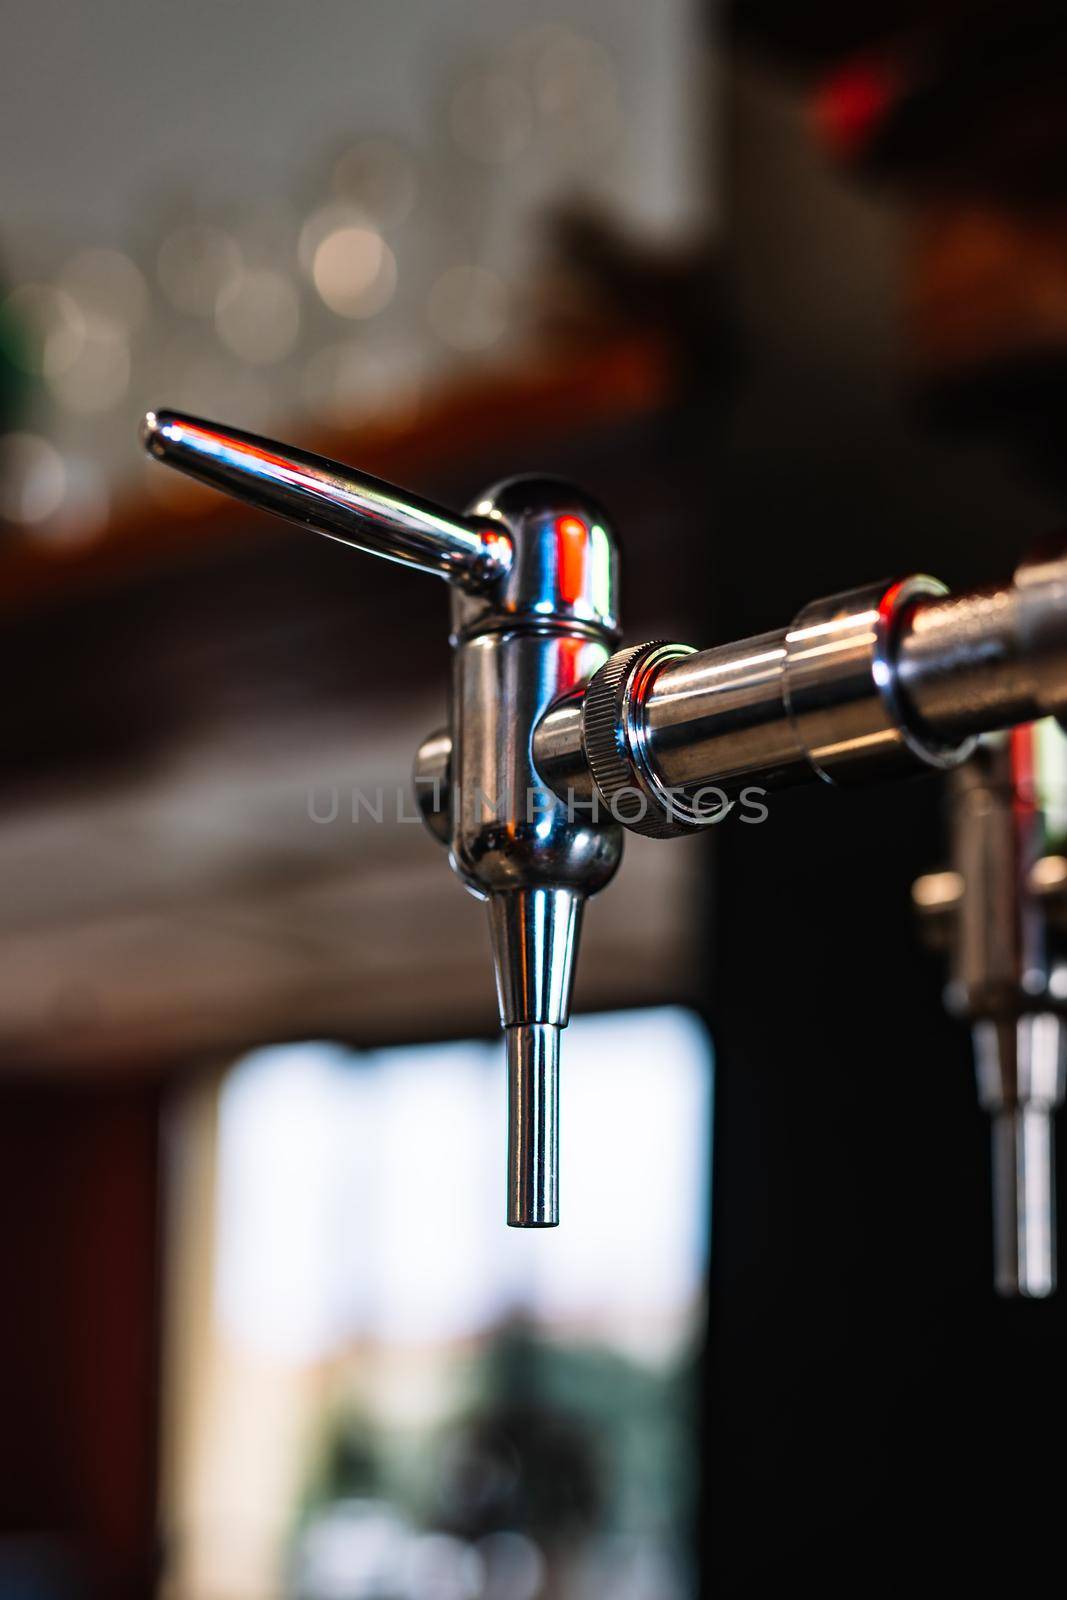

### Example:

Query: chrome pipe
xmin=489 ymin=885 xmax=584 ymax=1228
xmin=507 ymin=1023 xmax=560 ymax=1227
xmin=895 ymin=538 xmax=1067 ymax=741
xmin=894 ymin=583 xmax=1033 ymax=741
xmin=978 ymin=1017 xmax=1065 ymax=1300
xmin=645 ymin=546 xmax=1067 ymax=799
xmin=641 ymin=629 xmax=800 ymax=791
xmin=990 ymin=1105 xmax=1057 ymax=1298
xmin=532 ymin=542 xmax=1067 ymax=831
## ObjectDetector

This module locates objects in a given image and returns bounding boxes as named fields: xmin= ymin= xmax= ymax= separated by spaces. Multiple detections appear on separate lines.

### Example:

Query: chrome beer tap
xmin=142 ymin=412 xmax=1067 ymax=1231
xmin=914 ymin=722 xmax=1067 ymax=1297
xmin=142 ymin=411 xmax=623 ymax=1229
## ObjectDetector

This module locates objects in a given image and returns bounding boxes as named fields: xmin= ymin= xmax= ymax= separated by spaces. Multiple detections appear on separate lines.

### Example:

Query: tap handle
xmin=141 ymin=410 xmax=512 ymax=590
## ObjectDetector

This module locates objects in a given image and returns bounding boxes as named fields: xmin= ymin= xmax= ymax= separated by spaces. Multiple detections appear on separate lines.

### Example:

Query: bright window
xmin=164 ymin=1009 xmax=712 ymax=1600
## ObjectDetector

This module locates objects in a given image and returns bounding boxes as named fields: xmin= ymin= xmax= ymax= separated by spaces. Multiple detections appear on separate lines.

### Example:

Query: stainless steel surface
xmin=535 ymin=541 xmax=1067 ymax=838
xmin=535 ymin=577 xmax=976 ymax=832
xmin=897 ymin=541 xmax=1067 ymax=741
xmin=638 ymin=628 xmax=801 ymax=791
xmin=915 ymin=723 xmax=1067 ymax=1296
xmin=142 ymin=410 xmax=512 ymax=588
xmin=507 ymin=1022 xmax=560 ymax=1228
xmin=487 ymin=885 xmax=584 ymax=1026
xmin=976 ymin=1015 xmax=1065 ymax=1298
xmin=451 ymin=476 xmax=620 ymax=638
xmin=144 ymin=408 xmax=1067 ymax=1250
xmin=413 ymin=726 xmax=452 ymax=846
xmin=490 ymin=883 xmax=583 ymax=1227
xmin=990 ymin=1106 xmax=1057 ymax=1299
xmin=782 ymin=577 xmax=964 ymax=780
xmin=530 ymin=693 xmax=594 ymax=803
xmin=582 ymin=641 xmax=700 ymax=837
xmin=492 ymin=876 xmax=585 ymax=1222
xmin=447 ymin=478 xmax=622 ymax=1226
xmin=1016 ymin=538 xmax=1067 ymax=721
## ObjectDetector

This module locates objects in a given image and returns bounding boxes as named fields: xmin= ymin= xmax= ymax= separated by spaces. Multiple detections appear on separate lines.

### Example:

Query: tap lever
xmin=141 ymin=410 xmax=512 ymax=589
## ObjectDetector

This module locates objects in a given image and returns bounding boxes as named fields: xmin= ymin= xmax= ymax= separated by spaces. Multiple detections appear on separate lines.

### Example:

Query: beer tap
xmin=914 ymin=721 xmax=1067 ymax=1296
xmin=142 ymin=411 xmax=1067 ymax=1233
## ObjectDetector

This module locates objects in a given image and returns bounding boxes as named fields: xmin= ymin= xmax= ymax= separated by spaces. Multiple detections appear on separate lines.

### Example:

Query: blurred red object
xmin=811 ymin=54 xmax=901 ymax=162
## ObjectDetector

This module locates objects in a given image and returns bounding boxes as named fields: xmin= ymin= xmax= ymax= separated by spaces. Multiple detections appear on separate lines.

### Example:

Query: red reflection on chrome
xmin=1011 ymin=722 xmax=1036 ymax=815
xmin=164 ymin=419 xmax=362 ymax=511
xmin=556 ymin=515 xmax=587 ymax=605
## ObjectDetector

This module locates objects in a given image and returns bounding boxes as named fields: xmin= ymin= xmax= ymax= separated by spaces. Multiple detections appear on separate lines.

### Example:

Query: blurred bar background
xmin=4 ymin=0 xmax=1067 ymax=1595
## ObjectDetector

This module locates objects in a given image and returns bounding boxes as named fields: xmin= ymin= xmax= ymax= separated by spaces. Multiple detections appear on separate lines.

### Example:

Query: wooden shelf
xmin=0 ymin=335 xmax=676 ymax=620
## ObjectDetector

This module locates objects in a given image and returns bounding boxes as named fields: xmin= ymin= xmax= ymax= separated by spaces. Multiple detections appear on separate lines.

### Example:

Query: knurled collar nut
xmin=582 ymin=640 xmax=698 ymax=839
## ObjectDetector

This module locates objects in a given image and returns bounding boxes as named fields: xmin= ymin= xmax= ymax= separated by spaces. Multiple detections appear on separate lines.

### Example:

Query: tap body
xmin=444 ymin=478 xmax=623 ymax=1225
xmin=145 ymin=413 xmax=622 ymax=1226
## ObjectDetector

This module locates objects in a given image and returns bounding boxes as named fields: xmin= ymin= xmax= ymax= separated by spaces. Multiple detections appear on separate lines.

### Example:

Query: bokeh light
xmin=46 ymin=329 xmax=130 ymax=414
xmin=332 ymin=138 xmax=418 ymax=230
xmin=158 ymin=223 xmax=244 ymax=318
xmin=312 ymin=226 xmax=396 ymax=319
xmin=0 ymin=283 xmax=85 ymax=377
xmin=215 ymin=268 xmax=300 ymax=365
xmin=57 ymin=246 xmax=149 ymax=336
xmin=427 ymin=265 xmax=509 ymax=351
xmin=0 ymin=431 xmax=66 ymax=524
xmin=449 ymin=70 xmax=533 ymax=165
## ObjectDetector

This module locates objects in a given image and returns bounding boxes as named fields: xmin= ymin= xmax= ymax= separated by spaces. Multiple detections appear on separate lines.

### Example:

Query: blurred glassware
xmin=312 ymin=225 xmax=396 ymax=320
xmin=57 ymin=246 xmax=149 ymax=337
xmin=529 ymin=26 xmax=622 ymax=160
xmin=46 ymin=326 xmax=130 ymax=414
xmin=157 ymin=222 xmax=244 ymax=318
xmin=449 ymin=66 xmax=533 ymax=166
xmin=0 ymin=430 xmax=66 ymax=524
xmin=215 ymin=267 xmax=301 ymax=365
xmin=332 ymin=138 xmax=419 ymax=232
xmin=300 ymin=338 xmax=423 ymax=430
xmin=299 ymin=203 xmax=364 ymax=279
xmin=35 ymin=455 xmax=110 ymax=545
xmin=1 ymin=283 xmax=85 ymax=378
xmin=0 ymin=22 xmax=638 ymax=537
xmin=426 ymin=265 xmax=510 ymax=352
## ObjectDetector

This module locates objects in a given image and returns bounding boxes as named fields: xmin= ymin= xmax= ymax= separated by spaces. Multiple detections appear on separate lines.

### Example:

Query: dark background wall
xmin=703 ymin=46 xmax=1067 ymax=1591
xmin=0 ymin=1080 xmax=162 ymax=1599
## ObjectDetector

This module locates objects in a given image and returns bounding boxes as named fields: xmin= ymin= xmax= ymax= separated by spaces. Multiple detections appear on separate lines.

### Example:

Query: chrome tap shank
xmin=532 ymin=542 xmax=1067 ymax=829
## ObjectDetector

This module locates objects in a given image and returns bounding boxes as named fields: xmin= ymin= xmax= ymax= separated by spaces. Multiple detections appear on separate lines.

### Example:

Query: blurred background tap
xmin=915 ymin=723 xmax=1067 ymax=1297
